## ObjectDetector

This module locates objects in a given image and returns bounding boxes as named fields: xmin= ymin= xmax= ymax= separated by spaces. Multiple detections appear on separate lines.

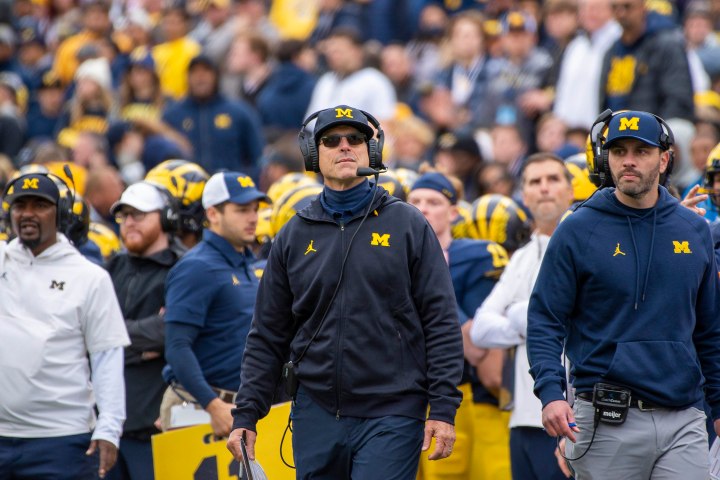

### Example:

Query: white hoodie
xmin=0 ymin=235 xmax=129 ymax=444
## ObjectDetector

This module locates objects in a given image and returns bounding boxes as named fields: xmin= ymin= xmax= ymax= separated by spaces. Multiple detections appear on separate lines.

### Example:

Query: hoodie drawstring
xmin=626 ymin=217 xmax=641 ymax=310
xmin=626 ymin=209 xmax=657 ymax=310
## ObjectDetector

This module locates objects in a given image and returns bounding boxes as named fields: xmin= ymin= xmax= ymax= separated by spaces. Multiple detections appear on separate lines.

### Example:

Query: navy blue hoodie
xmin=527 ymin=187 xmax=720 ymax=418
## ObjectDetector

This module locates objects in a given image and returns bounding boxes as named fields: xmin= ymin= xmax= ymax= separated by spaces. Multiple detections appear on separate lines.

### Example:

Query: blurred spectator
xmin=25 ymin=68 xmax=64 ymax=143
xmin=0 ymin=71 xmax=27 ymax=160
xmin=682 ymin=121 xmax=720 ymax=199
xmin=234 ymin=0 xmax=278 ymax=43
xmin=52 ymin=0 xmax=112 ymax=85
xmin=15 ymin=18 xmax=52 ymax=93
xmin=599 ymin=0 xmax=697 ymax=186
xmin=56 ymin=56 xmax=114 ymax=147
xmin=540 ymin=0 xmax=580 ymax=85
xmin=491 ymin=123 xmax=528 ymax=177
xmin=119 ymin=47 xmax=163 ymax=122
xmin=476 ymin=161 xmax=516 ymax=197
xmin=189 ymin=0 xmax=238 ymax=67
xmin=380 ymin=43 xmax=420 ymax=111
xmin=684 ymin=0 xmax=720 ymax=89
xmin=306 ymin=27 xmax=397 ymax=122
xmin=434 ymin=10 xmax=491 ymax=130
xmin=535 ymin=112 xmax=569 ymax=154
xmin=84 ymin=164 xmax=124 ymax=224
xmin=0 ymin=23 xmax=18 ymax=73
xmin=162 ymin=54 xmax=264 ymax=179
xmin=434 ymin=131 xmax=484 ymax=201
xmin=406 ymin=4 xmax=448 ymax=86
xmin=482 ymin=11 xmax=554 ymax=147
xmin=385 ymin=112 xmax=435 ymax=170
xmin=254 ymin=39 xmax=317 ymax=140
xmin=43 ymin=0 xmax=83 ymax=51
xmin=554 ymin=0 xmax=620 ymax=129
xmin=308 ymin=0 xmax=364 ymax=46
xmin=224 ymin=32 xmax=272 ymax=105
xmin=151 ymin=6 xmax=201 ymax=100
xmin=121 ymin=7 xmax=154 ymax=52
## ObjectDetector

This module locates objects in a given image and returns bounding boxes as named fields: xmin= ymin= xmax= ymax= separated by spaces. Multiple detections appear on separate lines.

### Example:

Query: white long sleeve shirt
xmin=471 ymin=232 xmax=549 ymax=428
xmin=0 ymin=236 xmax=129 ymax=446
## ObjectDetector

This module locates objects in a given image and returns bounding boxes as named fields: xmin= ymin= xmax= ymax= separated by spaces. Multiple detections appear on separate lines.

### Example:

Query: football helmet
xmin=270 ymin=183 xmax=323 ymax=237
xmin=564 ymin=153 xmax=597 ymax=202
xmin=87 ymin=222 xmax=121 ymax=261
xmin=469 ymin=194 xmax=532 ymax=253
xmin=145 ymin=159 xmax=209 ymax=234
xmin=701 ymin=142 xmax=720 ymax=208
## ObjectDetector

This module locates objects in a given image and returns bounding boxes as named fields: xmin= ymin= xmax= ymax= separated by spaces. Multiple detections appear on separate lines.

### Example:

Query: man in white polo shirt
xmin=0 ymin=172 xmax=129 ymax=479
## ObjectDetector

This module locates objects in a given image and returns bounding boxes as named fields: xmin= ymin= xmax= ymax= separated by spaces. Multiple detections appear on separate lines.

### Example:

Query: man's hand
xmin=86 ymin=439 xmax=118 ymax=478
xmin=206 ymin=398 xmax=234 ymax=438
xmin=422 ymin=420 xmax=455 ymax=460
xmin=554 ymin=438 xmax=573 ymax=478
xmin=227 ymin=428 xmax=257 ymax=462
xmin=542 ymin=400 xmax=580 ymax=442
xmin=680 ymin=185 xmax=708 ymax=216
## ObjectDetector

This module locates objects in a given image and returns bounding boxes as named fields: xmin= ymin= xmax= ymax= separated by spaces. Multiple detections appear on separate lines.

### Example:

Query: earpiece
xmin=154 ymin=185 xmax=181 ymax=233
xmin=298 ymin=108 xmax=385 ymax=173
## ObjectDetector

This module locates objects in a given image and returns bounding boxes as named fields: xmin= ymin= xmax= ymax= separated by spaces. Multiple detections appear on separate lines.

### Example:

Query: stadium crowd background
xmin=1 ymin=0 xmax=720 ymax=478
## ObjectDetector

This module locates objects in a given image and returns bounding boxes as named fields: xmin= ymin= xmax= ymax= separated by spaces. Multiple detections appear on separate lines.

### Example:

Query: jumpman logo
xmin=613 ymin=243 xmax=626 ymax=256
xmin=305 ymin=240 xmax=317 ymax=256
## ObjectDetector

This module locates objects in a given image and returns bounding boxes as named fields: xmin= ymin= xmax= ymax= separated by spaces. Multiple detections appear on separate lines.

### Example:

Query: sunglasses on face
xmin=319 ymin=133 xmax=367 ymax=148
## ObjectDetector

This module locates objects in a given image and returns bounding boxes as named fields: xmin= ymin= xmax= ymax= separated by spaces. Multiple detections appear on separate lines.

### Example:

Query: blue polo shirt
xmin=163 ymin=229 xmax=258 ymax=407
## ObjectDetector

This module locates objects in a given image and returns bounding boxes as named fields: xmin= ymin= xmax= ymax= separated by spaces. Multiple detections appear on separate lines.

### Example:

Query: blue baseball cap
xmin=313 ymin=105 xmax=375 ymax=144
xmin=6 ymin=173 xmax=59 ymax=205
xmin=202 ymin=172 xmax=269 ymax=208
xmin=603 ymin=111 xmax=664 ymax=148
xmin=410 ymin=172 xmax=458 ymax=205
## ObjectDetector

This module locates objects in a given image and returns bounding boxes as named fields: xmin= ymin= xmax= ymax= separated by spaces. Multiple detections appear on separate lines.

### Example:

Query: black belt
xmin=576 ymin=392 xmax=660 ymax=411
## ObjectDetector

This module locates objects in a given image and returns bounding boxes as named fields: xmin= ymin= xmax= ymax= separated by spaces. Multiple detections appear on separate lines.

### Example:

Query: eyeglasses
xmin=319 ymin=133 xmax=367 ymax=148
xmin=115 ymin=210 xmax=148 ymax=224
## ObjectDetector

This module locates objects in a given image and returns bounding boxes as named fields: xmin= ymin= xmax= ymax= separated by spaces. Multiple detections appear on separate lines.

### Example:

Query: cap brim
xmin=604 ymin=135 xmax=661 ymax=148
xmin=110 ymin=199 xmax=161 ymax=215
xmin=227 ymin=191 xmax=271 ymax=205
xmin=9 ymin=191 xmax=57 ymax=205
xmin=315 ymin=120 xmax=375 ymax=143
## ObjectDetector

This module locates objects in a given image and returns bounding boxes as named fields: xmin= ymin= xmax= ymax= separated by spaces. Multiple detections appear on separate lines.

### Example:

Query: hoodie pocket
xmin=605 ymin=341 xmax=702 ymax=406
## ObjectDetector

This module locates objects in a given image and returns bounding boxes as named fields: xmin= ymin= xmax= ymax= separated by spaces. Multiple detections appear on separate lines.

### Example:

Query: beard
xmin=122 ymin=229 xmax=161 ymax=255
xmin=612 ymin=161 xmax=660 ymax=199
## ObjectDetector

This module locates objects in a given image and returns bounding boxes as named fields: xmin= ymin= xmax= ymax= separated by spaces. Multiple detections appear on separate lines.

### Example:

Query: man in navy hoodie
xmin=227 ymin=105 xmax=464 ymax=479
xmin=527 ymin=110 xmax=720 ymax=478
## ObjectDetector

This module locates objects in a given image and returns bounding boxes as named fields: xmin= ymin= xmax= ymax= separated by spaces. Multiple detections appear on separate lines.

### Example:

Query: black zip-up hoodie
xmin=233 ymin=187 xmax=464 ymax=430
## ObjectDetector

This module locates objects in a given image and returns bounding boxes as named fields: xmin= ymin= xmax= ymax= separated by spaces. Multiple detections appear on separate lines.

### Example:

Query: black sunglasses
xmin=319 ymin=133 xmax=367 ymax=148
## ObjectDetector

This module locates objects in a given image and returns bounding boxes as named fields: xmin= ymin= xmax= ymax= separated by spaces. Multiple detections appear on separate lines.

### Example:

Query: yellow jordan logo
xmin=305 ymin=240 xmax=317 ymax=255
xmin=232 ymin=274 xmax=240 ymax=286
xmin=613 ymin=243 xmax=626 ymax=256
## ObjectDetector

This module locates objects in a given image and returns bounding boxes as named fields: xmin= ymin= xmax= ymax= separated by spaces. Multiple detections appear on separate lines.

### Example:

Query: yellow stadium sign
xmin=153 ymin=402 xmax=294 ymax=480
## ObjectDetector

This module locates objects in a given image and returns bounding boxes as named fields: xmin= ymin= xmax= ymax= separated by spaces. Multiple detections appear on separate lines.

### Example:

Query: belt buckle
xmin=637 ymin=399 xmax=655 ymax=412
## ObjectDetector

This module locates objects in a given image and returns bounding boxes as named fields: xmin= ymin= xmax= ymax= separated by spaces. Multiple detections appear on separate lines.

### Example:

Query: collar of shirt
xmin=202 ymin=229 xmax=254 ymax=268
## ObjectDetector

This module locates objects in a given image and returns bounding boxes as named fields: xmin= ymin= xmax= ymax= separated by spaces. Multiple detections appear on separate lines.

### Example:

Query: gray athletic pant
xmin=566 ymin=398 xmax=709 ymax=479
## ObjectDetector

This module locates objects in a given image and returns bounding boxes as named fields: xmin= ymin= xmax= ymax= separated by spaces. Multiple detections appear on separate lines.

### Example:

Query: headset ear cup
xmin=367 ymin=139 xmax=379 ymax=170
xmin=309 ymin=141 xmax=319 ymax=173
xmin=601 ymin=149 xmax=610 ymax=187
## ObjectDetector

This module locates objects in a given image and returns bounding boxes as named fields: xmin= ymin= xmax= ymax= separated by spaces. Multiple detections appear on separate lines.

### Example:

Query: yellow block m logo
xmin=370 ymin=233 xmax=390 ymax=247
xmin=237 ymin=176 xmax=255 ymax=188
xmin=619 ymin=117 xmax=640 ymax=131
xmin=672 ymin=241 xmax=692 ymax=254
xmin=22 ymin=178 xmax=39 ymax=190
xmin=335 ymin=108 xmax=353 ymax=119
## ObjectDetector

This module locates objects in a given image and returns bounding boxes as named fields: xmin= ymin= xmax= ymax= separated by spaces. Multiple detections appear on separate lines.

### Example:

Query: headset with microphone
xmin=588 ymin=109 xmax=675 ymax=189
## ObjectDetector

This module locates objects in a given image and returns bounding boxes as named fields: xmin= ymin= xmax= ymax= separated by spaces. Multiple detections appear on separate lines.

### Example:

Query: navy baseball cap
xmin=313 ymin=105 xmax=375 ymax=144
xmin=202 ymin=172 xmax=269 ymax=208
xmin=6 ymin=173 xmax=59 ymax=205
xmin=410 ymin=172 xmax=458 ymax=205
xmin=603 ymin=111 xmax=664 ymax=148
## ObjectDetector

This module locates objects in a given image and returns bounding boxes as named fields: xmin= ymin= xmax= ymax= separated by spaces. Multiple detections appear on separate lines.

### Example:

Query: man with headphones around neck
xmin=160 ymin=172 xmax=268 ymax=439
xmin=105 ymin=181 xmax=185 ymax=480
xmin=527 ymin=110 xmax=720 ymax=478
xmin=227 ymin=105 xmax=464 ymax=479
xmin=0 ymin=173 xmax=130 ymax=479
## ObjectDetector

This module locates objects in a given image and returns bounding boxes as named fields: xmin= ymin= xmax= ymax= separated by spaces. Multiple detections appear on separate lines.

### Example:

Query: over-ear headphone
xmin=589 ymin=109 xmax=675 ymax=189
xmin=298 ymin=108 xmax=386 ymax=173
xmin=2 ymin=172 xmax=74 ymax=231
xmin=153 ymin=184 xmax=181 ymax=234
